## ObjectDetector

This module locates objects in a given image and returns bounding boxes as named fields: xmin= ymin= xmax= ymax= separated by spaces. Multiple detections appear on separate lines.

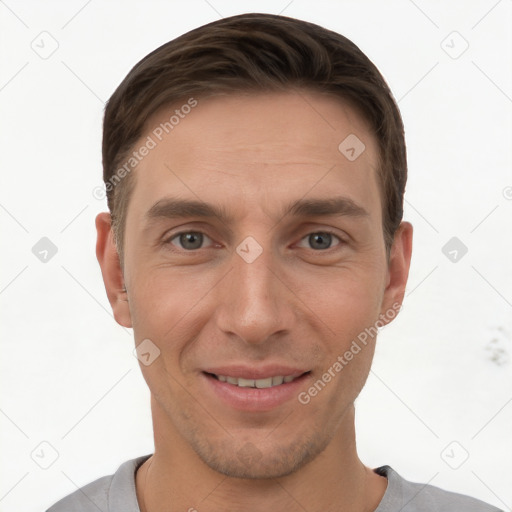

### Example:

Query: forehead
xmin=128 ymin=91 xmax=381 ymax=222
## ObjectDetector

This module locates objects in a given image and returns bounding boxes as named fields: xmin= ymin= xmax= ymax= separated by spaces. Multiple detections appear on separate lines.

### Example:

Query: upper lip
xmin=203 ymin=365 xmax=310 ymax=380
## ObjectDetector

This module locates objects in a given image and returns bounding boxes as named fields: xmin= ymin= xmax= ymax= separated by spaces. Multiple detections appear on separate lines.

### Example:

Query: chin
xmin=190 ymin=429 xmax=330 ymax=480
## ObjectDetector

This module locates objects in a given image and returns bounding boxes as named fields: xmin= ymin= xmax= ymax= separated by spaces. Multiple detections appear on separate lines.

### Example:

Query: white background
xmin=1 ymin=1 xmax=511 ymax=511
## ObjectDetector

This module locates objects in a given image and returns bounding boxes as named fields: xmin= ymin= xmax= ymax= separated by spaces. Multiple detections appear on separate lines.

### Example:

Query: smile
xmin=201 ymin=366 xmax=312 ymax=411
xmin=209 ymin=373 xmax=301 ymax=388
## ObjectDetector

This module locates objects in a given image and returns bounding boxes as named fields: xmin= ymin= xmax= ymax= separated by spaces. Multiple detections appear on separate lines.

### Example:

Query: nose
xmin=213 ymin=236 xmax=296 ymax=346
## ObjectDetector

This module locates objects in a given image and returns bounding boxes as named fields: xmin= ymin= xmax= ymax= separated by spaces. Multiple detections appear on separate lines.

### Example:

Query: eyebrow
xmin=144 ymin=196 xmax=369 ymax=226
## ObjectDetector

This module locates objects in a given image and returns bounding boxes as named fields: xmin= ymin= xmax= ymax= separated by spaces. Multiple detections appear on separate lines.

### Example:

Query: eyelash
xmin=163 ymin=229 xmax=345 ymax=252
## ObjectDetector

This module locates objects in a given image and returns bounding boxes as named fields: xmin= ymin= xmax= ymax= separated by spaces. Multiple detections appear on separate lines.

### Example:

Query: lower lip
xmin=200 ymin=372 xmax=311 ymax=412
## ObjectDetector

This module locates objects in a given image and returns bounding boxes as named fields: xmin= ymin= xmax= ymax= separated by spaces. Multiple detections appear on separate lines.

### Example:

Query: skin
xmin=96 ymin=90 xmax=413 ymax=512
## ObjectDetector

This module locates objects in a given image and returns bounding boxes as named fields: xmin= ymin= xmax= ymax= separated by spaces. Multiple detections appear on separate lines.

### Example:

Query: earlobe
xmin=380 ymin=221 xmax=413 ymax=323
xmin=95 ymin=212 xmax=132 ymax=328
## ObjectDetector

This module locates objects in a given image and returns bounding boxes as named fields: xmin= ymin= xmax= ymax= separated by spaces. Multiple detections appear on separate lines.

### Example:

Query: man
xmin=47 ymin=12 xmax=502 ymax=512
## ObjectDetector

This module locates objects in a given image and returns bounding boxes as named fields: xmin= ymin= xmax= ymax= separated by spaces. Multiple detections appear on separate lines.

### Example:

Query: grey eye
xmin=309 ymin=232 xmax=332 ymax=250
xmin=170 ymin=232 xmax=212 ymax=250
xmin=297 ymin=232 xmax=341 ymax=251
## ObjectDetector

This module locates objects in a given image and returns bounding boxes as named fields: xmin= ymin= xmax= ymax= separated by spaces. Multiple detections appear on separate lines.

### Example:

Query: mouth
xmin=204 ymin=372 xmax=309 ymax=388
xmin=200 ymin=369 xmax=312 ymax=412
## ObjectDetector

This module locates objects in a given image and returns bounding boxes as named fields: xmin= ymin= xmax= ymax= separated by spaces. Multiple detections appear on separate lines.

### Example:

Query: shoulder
xmin=375 ymin=465 xmax=504 ymax=512
xmin=46 ymin=474 xmax=113 ymax=512
xmin=46 ymin=455 xmax=151 ymax=512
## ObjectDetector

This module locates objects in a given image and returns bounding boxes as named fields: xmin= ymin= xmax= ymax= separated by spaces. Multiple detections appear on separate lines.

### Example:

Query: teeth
xmin=238 ymin=378 xmax=255 ymax=387
xmin=255 ymin=377 xmax=273 ymax=389
xmin=214 ymin=374 xmax=299 ymax=388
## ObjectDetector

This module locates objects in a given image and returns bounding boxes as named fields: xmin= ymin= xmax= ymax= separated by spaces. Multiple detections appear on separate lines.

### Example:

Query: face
xmin=97 ymin=90 xmax=412 ymax=479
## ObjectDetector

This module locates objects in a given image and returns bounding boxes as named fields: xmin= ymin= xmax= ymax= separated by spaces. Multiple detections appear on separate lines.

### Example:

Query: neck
xmin=136 ymin=397 xmax=387 ymax=512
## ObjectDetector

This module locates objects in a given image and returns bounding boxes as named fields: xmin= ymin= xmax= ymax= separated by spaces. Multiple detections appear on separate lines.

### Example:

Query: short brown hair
xmin=102 ymin=13 xmax=407 ymax=267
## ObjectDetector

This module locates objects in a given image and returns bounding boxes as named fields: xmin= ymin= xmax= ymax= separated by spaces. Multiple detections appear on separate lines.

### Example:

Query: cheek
xmin=309 ymin=284 xmax=381 ymax=410
xmin=128 ymin=273 xmax=199 ymax=401
xmin=299 ymin=266 xmax=385 ymax=334
xmin=127 ymin=268 xmax=219 ymax=361
xmin=128 ymin=272 xmax=183 ymax=340
xmin=130 ymin=262 xmax=194 ymax=310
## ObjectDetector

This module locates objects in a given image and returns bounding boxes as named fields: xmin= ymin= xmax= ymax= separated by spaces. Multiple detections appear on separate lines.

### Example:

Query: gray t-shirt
xmin=46 ymin=454 xmax=503 ymax=511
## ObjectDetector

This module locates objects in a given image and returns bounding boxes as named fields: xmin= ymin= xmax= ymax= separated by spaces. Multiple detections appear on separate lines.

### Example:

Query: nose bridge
xmin=215 ymin=234 xmax=293 ymax=344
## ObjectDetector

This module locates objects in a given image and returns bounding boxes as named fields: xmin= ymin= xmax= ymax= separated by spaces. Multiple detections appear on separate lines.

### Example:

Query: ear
xmin=379 ymin=221 xmax=413 ymax=324
xmin=95 ymin=212 xmax=132 ymax=328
